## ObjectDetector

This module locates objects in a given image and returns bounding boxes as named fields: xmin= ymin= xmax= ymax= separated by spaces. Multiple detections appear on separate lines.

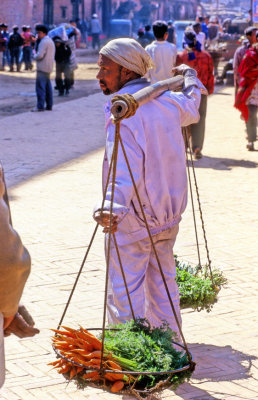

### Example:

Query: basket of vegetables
xmin=50 ymin=318 xmax=194 ymax=398
xmin=175 ymin=256 xmax=228 ymax=312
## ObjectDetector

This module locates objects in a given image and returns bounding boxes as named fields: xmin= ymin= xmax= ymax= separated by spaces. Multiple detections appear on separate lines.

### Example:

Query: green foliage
xmin=175 ymin=256 xmax=228 ymax=312
xmin=102 ymin=318 xmax=192 ymax=389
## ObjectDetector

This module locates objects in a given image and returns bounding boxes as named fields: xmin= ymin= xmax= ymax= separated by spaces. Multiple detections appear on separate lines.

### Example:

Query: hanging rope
xmin=116 ymin=126 xmax=194 ymax=368
xmin=182 ymin=127 xmax=202 ymax=268
xmin=100 ymin=121 xmax=120 ymax=369
xmin=183 ymin=127 xmax=215 ymax=287
xmin=57 ymin=145 xmax=117 ymax=330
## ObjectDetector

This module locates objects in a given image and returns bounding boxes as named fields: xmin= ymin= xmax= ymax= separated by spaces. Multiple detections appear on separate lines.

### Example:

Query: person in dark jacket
xmin=143 ymin=24 xmax=155 ymax=45
xmin=8 ymin=26 xmax=23 ymax=72
xmin=53 ymin=37 xmax=71 ymax=96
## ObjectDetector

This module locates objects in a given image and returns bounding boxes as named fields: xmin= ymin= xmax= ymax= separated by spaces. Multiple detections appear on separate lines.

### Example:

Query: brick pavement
xmin=0 ymin=85 xmax=257 ymax=400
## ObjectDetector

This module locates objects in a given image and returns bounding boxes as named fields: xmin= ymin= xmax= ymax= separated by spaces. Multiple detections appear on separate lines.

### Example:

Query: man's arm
xmin=34 ymin=39 xmax=46 ymax=61
xmin=0 ymin=166 xmax=31 ymax=320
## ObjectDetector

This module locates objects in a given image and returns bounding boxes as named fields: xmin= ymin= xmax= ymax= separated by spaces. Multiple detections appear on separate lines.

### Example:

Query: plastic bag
xmin=48 ymin=25 xmax=68 ymax=42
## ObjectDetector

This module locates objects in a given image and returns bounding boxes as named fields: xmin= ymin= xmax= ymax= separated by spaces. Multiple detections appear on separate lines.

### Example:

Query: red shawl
xmin=234 ymin=46 xmax=258 ymax=122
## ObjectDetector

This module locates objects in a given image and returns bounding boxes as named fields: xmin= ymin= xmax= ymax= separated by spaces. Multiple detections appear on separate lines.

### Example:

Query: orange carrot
xmin=69 ymin=367 xmax=77 ymax=379
xmin=111 ymin=380 xmax=124 ymax=393
xmin=105 ymin=360 xmax=122 ymax=371
xmin=82 ymin=371 xmax=100 ymax=380
xmin=104 ymin=372 xmax=124 ymax=381
xmin=47 ymin=359 xmax=63 ymax=366
xmin=50 ymin=329 xmax=76 ymax=338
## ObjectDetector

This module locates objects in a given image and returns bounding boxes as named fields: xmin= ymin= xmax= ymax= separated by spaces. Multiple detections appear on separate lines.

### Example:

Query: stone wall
xmin=0 ymin=0 xmax=93 ymax=30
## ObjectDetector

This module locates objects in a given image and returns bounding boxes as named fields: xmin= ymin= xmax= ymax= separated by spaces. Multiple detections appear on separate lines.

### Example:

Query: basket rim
xmin=53 ymin=326 xmax=194 ymax=376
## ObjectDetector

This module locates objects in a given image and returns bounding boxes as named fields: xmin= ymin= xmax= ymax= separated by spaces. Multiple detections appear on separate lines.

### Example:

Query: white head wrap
xmin=100 ymin=38 xmax=154 ymax=76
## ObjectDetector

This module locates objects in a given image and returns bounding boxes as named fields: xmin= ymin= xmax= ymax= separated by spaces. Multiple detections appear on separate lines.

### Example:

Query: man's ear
xmin=120 ymin=67 xmax=137 ymax=83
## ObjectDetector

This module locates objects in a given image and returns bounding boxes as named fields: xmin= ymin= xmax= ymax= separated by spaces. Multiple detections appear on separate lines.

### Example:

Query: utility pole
xmin=91 ymin=0 xmax=96 ymax=15
xmin=102 ymin=0 xmax=111 ymax=35
xmin=82 ymin=0 xmax=85 ymax=20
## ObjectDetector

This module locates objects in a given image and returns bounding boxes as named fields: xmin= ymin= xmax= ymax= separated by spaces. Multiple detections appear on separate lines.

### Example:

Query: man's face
xmin=96 ymin=54 xmax=123 ymax=95
xmin=194 ymin=25 xmax=201 ymax=34
xmin=37 ymin=31 xmax=45 ymax=40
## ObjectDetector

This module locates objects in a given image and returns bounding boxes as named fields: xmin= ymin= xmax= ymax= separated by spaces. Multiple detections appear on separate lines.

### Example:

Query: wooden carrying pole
xmin=111 ymin=75 xmax=184 ymax=120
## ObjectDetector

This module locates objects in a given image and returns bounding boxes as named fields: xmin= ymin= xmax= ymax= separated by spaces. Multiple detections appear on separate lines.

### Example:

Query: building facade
xmin=0 ymin=0 xmax=198 ymax=33
xmin=0 ymin=0 xmax=93 ymax=30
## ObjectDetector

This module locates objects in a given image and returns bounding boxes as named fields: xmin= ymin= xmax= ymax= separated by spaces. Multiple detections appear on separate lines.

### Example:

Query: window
xmin=60 ymin=6 xmax=67 ymax=19
xmin=44 ymin=0 xmax=54 ymax=26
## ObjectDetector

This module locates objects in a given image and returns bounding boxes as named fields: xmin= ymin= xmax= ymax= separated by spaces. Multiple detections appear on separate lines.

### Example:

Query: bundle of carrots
xmin=49 ymin=325 xmax=133 ymax=393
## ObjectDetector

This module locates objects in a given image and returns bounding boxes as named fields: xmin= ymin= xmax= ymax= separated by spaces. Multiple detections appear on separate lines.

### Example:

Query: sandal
xmin=246 ymin=142 xmax=254 ymax=151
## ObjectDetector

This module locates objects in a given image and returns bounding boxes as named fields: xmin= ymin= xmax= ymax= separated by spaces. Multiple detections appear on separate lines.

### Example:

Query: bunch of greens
xmin=102 ymin=318 xmax=192 ymax=389
xmin=175 ymin=256 xmax=227 ymax=312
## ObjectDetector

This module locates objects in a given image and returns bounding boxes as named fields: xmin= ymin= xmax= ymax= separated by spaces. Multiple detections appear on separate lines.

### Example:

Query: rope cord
xmin=111 ymin=93 xmax=139 ymax=122
xmin=113 ymin=234 xmax=136 ymax=322
xmin=184 ymin=128 xmax=215 ymax=286
xmin=100 ymin=122 xmax=120 ymax=369
xmin=182 ymin=127 xmax=201 ymax=268
xmin=118 ymin=132 xmax=193 ymax=366
xmin=57 ymin=147 xmax=116 ymax=330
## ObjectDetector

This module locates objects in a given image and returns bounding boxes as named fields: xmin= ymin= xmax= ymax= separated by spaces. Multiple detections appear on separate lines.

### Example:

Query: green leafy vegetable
xmin=102 ymin=318 xmax=192 ymax=389
xmin=175 ymin=256 xmax=228 ymax=312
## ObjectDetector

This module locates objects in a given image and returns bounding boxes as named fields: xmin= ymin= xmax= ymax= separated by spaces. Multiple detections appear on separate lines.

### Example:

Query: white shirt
xmin=145 ymin=40 xmax=177 ymax=83
xmin=100 ymin=78 xmax=201 ymax=245
xmin=196 ymin=31 xmax=206 ymax=50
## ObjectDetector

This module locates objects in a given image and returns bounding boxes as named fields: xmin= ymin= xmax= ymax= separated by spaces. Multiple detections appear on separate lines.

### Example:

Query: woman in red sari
xmin=234 ymin=42 xmax=258 ymax=151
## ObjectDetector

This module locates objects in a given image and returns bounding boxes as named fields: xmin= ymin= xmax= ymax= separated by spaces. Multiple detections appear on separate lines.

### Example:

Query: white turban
xmin=100 ymin=38 xmax=154 ymax=76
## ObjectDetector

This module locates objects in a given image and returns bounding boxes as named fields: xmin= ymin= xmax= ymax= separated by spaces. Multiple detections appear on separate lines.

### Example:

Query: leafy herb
xmin=175 ymin=255 xmax=228 ymax=312
xmin=102 ymin=318 xmax=192 ymax=389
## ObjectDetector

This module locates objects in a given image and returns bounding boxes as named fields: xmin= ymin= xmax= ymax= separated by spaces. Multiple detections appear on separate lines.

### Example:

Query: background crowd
xmin=0 ymin=14 xmax=257 ymax=152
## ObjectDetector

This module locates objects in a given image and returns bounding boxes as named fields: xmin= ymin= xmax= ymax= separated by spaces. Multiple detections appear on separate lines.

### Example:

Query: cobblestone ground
xmin=0 ymin=83 xmax=257 ymax=400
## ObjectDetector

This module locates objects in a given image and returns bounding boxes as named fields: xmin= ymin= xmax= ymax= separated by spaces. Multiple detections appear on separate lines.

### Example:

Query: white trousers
xmin=0 ymin=312 xmax=5 ymax=388
xmin=106 ymin=225 xmax=182 ymax=339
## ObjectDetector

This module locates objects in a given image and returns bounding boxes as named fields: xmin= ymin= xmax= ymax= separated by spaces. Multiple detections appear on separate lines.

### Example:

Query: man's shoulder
xmin=145 ymin=41 xmax=155 ymax=50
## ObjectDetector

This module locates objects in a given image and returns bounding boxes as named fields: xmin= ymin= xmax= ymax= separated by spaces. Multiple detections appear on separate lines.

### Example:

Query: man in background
xmin=143 ymin=24 xmax=155 ymax=45
xmin=193 ymin=22 xmax=206 ymax=50
xmin=90 ymin=14 xmax=101 ymax=50
xmin=8 ymin=25 xmax=23 ymax=72
xmin=145 ymin=20 xmax=177 ymax=83
xmin=0 ymin=24 xmax=9 ymax=70
xmin=167 ymin=20 xmax=176 ymax=44
xmin=32 ymin=24 xmax=55 ymax=112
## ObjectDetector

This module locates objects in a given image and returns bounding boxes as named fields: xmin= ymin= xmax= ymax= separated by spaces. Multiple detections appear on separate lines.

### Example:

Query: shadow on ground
xmin=162 ymin=342 xmax=257 ymax=400
xmin=127 ymin=343 xmax=257 ymax=400
xmin=191 ymin=155 xmax=258 ymax=170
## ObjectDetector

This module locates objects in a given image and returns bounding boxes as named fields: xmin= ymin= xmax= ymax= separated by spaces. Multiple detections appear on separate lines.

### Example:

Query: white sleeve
xmin=168 ymin=87 xmax=201 ymax=127
xmin=34 ymin=41 xmax=46 ymax=61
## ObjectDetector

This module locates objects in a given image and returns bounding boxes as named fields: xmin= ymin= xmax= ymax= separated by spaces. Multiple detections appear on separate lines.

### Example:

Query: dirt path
xmin=0 ymin=52 xmax=100 ymax=118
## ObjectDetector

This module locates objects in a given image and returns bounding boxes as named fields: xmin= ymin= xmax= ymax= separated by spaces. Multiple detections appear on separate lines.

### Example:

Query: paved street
xmin=0 ymin=79 xmax=257 ymax=400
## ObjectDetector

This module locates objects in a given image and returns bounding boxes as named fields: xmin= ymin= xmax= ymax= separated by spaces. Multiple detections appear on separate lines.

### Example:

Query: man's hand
xmin=172 ymin=64 xmax=197 ymax=77
xmin=93 ymin=210 xmax=118 ymax=233
xmin=4 ymin=305 xmax=40 ymax=338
